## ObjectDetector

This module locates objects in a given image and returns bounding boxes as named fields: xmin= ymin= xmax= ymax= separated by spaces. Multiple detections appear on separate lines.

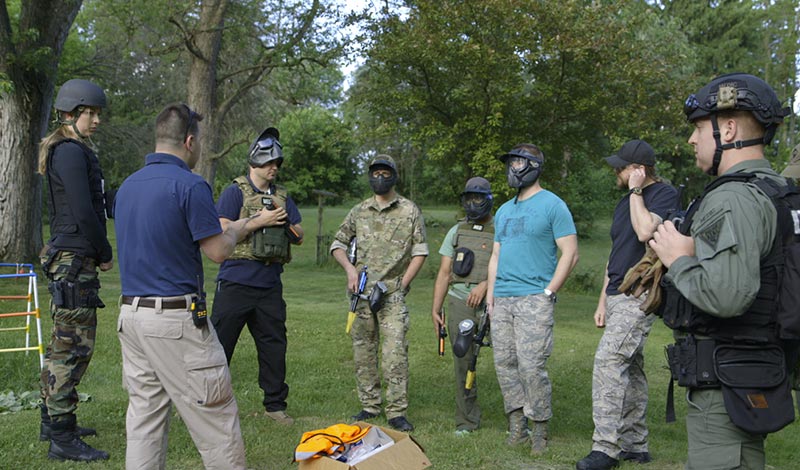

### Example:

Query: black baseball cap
xmin=605 ymin=139 xmax=655 ymax=168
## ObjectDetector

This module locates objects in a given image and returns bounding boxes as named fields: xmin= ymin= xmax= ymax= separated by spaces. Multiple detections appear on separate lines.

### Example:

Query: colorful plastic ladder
xmin=0 ymin=263 xmax=44 ymax=369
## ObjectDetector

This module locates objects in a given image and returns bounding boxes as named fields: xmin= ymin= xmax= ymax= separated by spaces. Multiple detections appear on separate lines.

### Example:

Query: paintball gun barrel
xmin=346 ymin=265 xmax=368 ymax=334
xmin=438 ymin=309 xmax=447 ymax=356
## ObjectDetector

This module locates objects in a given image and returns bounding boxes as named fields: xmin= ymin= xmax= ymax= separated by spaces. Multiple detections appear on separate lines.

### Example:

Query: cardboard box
xmin=298 ymin=422 xmax=431 ymax=470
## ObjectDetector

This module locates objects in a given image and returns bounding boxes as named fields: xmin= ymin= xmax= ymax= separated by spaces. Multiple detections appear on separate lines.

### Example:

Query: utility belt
xmin=48 ymin=278 xmax=104 ymax=309
xmin=41 ymin=246 xmax=104 ymax=309
xmin=665 ymin=335 xmax=794 ymax=434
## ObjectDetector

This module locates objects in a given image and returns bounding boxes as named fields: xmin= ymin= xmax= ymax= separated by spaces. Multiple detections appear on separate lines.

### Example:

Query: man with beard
xmin=577 ymin=140 xmax=678 ymax=470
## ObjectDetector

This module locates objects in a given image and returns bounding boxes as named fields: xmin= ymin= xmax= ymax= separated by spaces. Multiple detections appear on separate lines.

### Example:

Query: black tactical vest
xmin=660 ymin=174 xmax=781 ymax=343
xmin=46 ymin=139 xmax=107 ymax=255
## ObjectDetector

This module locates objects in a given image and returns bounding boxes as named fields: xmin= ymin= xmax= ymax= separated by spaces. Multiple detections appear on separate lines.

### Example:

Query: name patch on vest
xmin=261 ymin=196 xmax=274 ymax=208
xmin=471 ymin=224 xmax=484 ymax=231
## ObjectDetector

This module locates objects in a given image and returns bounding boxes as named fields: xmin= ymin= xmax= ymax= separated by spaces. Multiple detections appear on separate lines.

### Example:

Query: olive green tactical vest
xmin=231 ymin=176 xmax=291 ymax=264
xmin=450 ymin=220 xmax=494 ymax=285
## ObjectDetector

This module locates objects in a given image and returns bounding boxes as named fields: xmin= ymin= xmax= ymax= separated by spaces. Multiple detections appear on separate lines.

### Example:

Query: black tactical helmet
xmin=55 ymin=79 xmax=107 ymax=112
xmin=248 ymin=127 xmax=283 ymax=167
xmin=684 ymin=73 xmax=788 ymax=131
xmin=683 ymin=73 xmax=789 ymax=176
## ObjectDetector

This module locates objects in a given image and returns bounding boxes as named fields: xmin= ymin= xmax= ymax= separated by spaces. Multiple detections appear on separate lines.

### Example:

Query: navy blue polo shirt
xmin=215 ymin=177 xmax=302 ymax=289
xmin=606 ymin=182 xmax=679 ymax=295
xmin=114 ymin=153 xmax=222 ymax=296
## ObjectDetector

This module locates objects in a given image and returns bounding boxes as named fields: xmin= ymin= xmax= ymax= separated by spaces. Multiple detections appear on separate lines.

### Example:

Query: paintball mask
xmin=499 ymin=148 xmax=543 ymax=189
xmin=248 ymin=127 xmax=283 ymax=168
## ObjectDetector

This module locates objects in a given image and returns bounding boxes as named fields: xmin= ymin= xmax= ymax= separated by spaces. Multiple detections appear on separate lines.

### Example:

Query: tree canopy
xmin=0 ymin=0 xmax=798 ymax=260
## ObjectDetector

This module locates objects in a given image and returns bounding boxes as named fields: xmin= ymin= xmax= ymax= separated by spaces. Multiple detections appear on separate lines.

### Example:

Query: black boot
xmin=47 ymin=415 xmax=109 ymax=462
xmin=39 ymin=404 xmax=97 ymax=441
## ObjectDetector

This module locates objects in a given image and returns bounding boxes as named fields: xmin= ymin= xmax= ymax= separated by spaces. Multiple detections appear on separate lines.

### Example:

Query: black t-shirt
xmin=606 ymin=182 xmax=679 ymax=295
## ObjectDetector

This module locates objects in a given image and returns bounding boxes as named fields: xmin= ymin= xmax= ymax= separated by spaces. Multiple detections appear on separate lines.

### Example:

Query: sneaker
xmin=350 ymin=409 xmax=379 ymax=421
xmin=576 ymin=451 xmax=619 ymax=470
xmin=620 ymin=451 xmax=652 ymax=463
xmin=454 ymin=429 xmax=473 ymax=437
xmin=264 ymin=410 xmax=294 ymax=425
xmin=387 ymin=416 xmax=415 ymax=432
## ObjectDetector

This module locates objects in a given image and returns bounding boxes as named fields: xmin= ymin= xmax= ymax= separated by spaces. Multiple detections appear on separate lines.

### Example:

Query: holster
xmin=368 ymin=282 xmax=388 ymax=314
xmin=665 ymin=335 xmax=718 ymax=389
xmin=48 ymin=278 xmax=105 ymax=309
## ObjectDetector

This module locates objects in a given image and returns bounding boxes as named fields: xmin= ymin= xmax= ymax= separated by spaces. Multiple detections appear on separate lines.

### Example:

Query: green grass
xmin=0 ymin=205 xmax=798 ymax=469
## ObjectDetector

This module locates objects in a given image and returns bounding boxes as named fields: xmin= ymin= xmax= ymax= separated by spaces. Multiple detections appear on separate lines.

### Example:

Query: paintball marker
xmin=453 ymin=306 xmax=491 ymax=391
xmin=438 ymin=309 xmax=447 ymax=356
xmin=346 ymin=265 xmax=368 ymax=334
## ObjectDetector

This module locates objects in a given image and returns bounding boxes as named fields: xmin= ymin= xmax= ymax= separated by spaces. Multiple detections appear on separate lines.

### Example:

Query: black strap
xmin=64 ymin=255 xmax=84 ymax=283
xmin=666 ymin=378 xmax=676 ymax=423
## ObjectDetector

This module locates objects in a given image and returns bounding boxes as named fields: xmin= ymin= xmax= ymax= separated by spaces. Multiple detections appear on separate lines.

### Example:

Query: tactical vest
xmin=230 ymin=176 xmax=291 ymax=264
xmin=660 ymin=174 xmax=781 ymax=342
xmin=450 ymin=220 xmax=494 ymax=285
xmin=46 ymin=139 xmax=107 ymax=254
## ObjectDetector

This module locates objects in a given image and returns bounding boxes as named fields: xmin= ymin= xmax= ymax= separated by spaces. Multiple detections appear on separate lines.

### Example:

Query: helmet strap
xmin=709 ymin=114 xmax=766 ymax=176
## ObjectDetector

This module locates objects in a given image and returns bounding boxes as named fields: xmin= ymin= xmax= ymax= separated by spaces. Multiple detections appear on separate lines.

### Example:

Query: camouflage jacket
xmin=331 ymin=194 xmax=428 ymax=295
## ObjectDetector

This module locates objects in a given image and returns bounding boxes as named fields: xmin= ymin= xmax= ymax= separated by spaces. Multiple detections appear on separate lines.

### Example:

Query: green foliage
xmin=0 ymin=390 xmax=39 ymax=414
xmin=278 ymin=105 xmax=359 ymax=204
xmin=347 ymin=0 xmax=695 ymax=221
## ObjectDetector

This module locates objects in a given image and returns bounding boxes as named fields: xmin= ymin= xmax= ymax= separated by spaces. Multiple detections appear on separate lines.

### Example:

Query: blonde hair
xmin=37 ymin=124 xmax=72 ymax=175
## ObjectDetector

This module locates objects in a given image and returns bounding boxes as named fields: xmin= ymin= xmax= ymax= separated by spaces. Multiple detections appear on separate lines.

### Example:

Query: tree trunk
xmin=0 ymin=0 xmax=83 ymax=262
xmin=187 ymin=0 xmax=228 ymax=185
xmin=0 ymin=89 xmax=46 ymax=262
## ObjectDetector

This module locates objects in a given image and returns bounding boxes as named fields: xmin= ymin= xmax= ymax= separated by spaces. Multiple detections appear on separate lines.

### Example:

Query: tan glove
xmin=639 ymin=258 xmax=665 ymax=314
xmin=619 ymin=246 xmax=658 ymax=297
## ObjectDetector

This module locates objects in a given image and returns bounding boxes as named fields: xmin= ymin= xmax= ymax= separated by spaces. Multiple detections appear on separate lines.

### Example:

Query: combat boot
xmin=505 ymin=408 xmax=529 ymax=446
xmin=47 ymin=415 xmax=109 ymax=462
xmin=530 ymin=420 xmax=548 ymax=455
xmin=39 ymin=404 xmax=96 ymax=441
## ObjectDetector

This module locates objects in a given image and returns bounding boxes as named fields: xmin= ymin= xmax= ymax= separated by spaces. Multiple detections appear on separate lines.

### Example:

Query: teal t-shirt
xmin=493 ymin=189 xmax=576 ymax=297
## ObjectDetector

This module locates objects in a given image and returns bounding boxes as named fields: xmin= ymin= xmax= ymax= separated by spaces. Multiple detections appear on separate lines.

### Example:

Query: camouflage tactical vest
xmin=230 ymin=176 xmax=291 ymax=264
xmin=450 ymin=220 xmax=494 ymax=285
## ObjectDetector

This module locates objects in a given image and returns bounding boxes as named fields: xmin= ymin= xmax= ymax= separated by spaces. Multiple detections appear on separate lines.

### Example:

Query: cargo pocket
xmin=687 ymin=442 xmax=741 ymax=470
xmin=185 ymin=341 xmax=232 ymax=407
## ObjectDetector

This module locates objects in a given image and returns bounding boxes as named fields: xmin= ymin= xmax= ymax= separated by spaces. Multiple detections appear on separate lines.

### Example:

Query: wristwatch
xmin=629 ymin=186 xmax=643 ymax=196
xmin=544 ymin=288 xmax=557 ymax=303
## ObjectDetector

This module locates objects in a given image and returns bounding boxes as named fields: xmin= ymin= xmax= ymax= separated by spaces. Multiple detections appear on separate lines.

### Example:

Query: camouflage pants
xmin=350 ymin=291 xmax=409 ymax=419
xmin=39 ymin=251 xmax=100 ymax=421
xmin=446 ymin=293 xmax=484 ymax=431
xmin=685 ymin=388 xmax=765 ymax=470
xmin=492 ymin=294 xmax=553 ymax=421
xmin=591 ymin=294 xmax=655 ymax=457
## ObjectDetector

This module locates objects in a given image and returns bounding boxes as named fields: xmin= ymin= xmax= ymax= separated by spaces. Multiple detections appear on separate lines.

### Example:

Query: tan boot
xmin=530 ymin=420 xmax=548 ymax=455
xmin=505 ymin=409 xmax=529 ymax=446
